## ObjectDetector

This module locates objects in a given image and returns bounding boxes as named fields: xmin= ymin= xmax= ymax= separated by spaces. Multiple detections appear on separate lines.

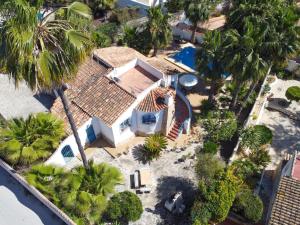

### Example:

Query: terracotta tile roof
xmin=51 ymin=99 xmax=90 ymax=134
xmin=269 ymin=176 xmax=300 ymax=225
xmin=74 ymin=76 xmax=136 ymax=126
xmin=136 ymin=87 xmax=175 ymax=112
xmin=51 ymin=57 xmax=110 ymax=133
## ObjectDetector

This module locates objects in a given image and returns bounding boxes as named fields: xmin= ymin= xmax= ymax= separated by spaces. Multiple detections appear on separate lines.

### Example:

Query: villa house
xmin=47 ymin=47 xmax=191 ymax=166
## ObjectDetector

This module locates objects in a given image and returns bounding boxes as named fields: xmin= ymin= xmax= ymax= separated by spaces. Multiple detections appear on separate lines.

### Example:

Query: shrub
xmin=199 ymin=99 xmax=216 ymax=118
xmin=195 ymin=153 xmax=225 ymax=181
xmin=92 ymin=31 xmax=112 ymax=48
xmin=262 ymin=84 xmax=271 ymax=95
xmin=165 ymin=0 xmax=184 ymax=13
xmin=249 ymin=148 xmax=271 ymax=169
xmin=240 ymin=125 xmax=273 ymax=150
xmin=143 ymin=134 xmax=167 ymax=160
xmin=0 ymin=113 xmax=64 ymax=167
xmin=106 ymin=191 xmax=143 ymax=222
xmin=202 ymin=110 xmax=237 ymax=143
xmin=285 ymin=86 xmax=300 ymax=102
xmin=191 ymin=200 xmax=211 ymax=225
xmin=202 ymin=140 xmax=219 ymax=155
xmin=96 ymin=22 xmax=119 ymax=42
xmin=233 ymin=189 xmax=263 ymax=223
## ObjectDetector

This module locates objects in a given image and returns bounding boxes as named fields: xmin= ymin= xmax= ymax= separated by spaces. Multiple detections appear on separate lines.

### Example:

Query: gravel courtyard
xmin=70 ymin=143 xmax=199 ymax=225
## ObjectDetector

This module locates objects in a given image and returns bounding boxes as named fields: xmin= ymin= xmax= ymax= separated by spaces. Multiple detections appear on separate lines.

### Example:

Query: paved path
xmin=0 ymin=74 xmax=52 ymax=120
xmin=0 ymin=167 xmax=65 ymax=225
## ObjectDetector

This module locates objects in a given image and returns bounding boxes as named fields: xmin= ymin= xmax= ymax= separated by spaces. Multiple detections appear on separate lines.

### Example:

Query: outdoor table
xmin=179 ymin=74 xmax=198 ymax=90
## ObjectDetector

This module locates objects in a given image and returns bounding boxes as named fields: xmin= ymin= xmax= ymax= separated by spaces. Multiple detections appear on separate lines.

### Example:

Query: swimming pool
xmin=171 ymin=46 xmax=196 ymax=71
xmin=170 ymin=46 xmax=231 ymax=78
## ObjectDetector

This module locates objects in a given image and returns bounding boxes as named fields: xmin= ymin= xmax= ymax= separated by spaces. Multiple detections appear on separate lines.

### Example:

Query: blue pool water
xmin=171 ymin=46 xmax=196 ymax=70
xmin=171 ymin=46 xmax=230 ymax=78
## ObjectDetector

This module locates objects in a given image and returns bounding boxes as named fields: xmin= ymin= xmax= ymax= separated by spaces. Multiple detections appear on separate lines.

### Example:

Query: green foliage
xmin=202 ymin=110 xmax=238 ymax=143
xmin=196 ymin=30 xmax=226 ymax=103
xmin=106 ymin=191 xmax=143 ymax=222
xmin=191 ymin=200 xmax=211 ymax=225
xmin=92 ymin=31 xmax=112 ymax=47
xmin=109 ymin=7 xmax=140 ymax=24
xmin=122 ymin=26 xmax=152 ymax=55
xmin=0 ymin=113 xmax=65 ymax=167
xmin=26 ymin=161 xmax=123 ymax=224
xmin=229 ymin=159 xmax=259 ymax=181
xmin=249 ymin=148 xmax=271 ymax=169
xmin=165 ymin=0 xmax=184 ymax=13
xmin=233 ymin=189 xmax=263 ymax=222
xmin=143 ymin=134 xmax=167 ymax=160
xmin=199 ymin=99 xmax=216 ymax=118
xmin=202 ymin=140 xmax=219 ymax=155
xmin=285 ymin=86 xmax=300 ymax=102
xmin=197 ymin=170 xmax=241 ymax=223
xmin=195 ymin=153 xmax=225 ymax=183
xmin=147 ymin=6 xmax=172 ymax=56
xmin=96 ymin=22 xmax=119 ymax=40
xmin=240 ymin=125 xmax=273 ymax=150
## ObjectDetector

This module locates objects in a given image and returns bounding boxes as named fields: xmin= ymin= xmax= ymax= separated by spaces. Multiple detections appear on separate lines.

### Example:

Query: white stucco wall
xmin=46 ymin=118 xmax=100 ymax=166
xmin=287 ymin=59 xmax=299 ymax=72
xmin=136 ymin=110 xmax=164 ymax=134
xmin=172 ymin=26 xmax=203 ymax=44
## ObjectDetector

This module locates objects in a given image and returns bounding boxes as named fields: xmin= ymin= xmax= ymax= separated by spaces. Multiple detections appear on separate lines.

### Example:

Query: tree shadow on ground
xmin=150 ymin=176 xmax=197 ymax=225
xmin=132 ymin=144 xmax=149 ymax=164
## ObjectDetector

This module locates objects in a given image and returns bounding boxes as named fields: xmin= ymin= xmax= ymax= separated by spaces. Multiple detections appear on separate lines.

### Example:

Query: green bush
xmin=165 ymin=0 xmax=184 ymax=13
xmin=233 ymin=189 xmax=263 ymax=223
xmin=202 ymin=140 xmax=219 ymax=155
xmin=240 ymin=125 xmax=273 ymax=150
xmin=143 ymin=134 xmax=167 ymax=160
xmin=202 ymin=110 xmax=238 ymax=143
xmin=106 ymin=191 xmax=143 ymax=222
xmin=195 ymin=153 xmax=225 ymax=181
xmin=96 ymin=22 xmax=119 ymax=42
xmin=191 ymin=200 xmax=211 ymax=225
xmin=199 ymin=99 xmax=216 ymax=118
xmin=92 ymin=31 xmax=112 ymax=48
xmin=285 ymin=86 xmax=300 ymax=102
xmin=249 ymin=148 xmax=271 ymax=169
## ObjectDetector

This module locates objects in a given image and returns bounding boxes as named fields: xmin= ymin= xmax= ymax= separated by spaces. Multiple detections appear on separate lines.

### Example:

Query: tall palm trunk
xmin=208 ymin=80 xmax=217 ymax=103
xmin=236 ymin=81 xmax=257 ymax=116
xmin=57 ymin=88 xmax=89 ymax=169
xmin=230 ymin=80 xmax=242 ymax=110
xmin=191 ymin=23 xmax=198 ymax=44
xmin=152 ymin=45 xmax=158 ymax=57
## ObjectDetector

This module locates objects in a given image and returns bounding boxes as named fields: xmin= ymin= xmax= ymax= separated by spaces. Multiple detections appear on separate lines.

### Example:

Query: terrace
xmin=117 ymin=65 xmax=159 ymax=96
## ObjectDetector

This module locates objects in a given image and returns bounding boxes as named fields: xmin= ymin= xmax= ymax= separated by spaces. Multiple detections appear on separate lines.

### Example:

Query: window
xmin=142 ymin=114 xmax=156 ymax=124
xmin=61 ymin=145 xmax=74 ymax=163
xmin=120 ymin=118 xmax=131 ymax=132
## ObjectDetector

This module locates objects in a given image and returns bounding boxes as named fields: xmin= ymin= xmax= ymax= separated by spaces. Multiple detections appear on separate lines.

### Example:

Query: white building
xmin=46 ymin=47 xmax=191 ymax=166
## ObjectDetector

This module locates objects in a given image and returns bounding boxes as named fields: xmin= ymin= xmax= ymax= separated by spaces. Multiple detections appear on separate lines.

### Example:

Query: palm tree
xmin=0 ymin=113 xmax=65 ymax=167
xmin=196 ymin=30 xmax=225 ymax=103
xmin=0 ymin=1 xmax=92 ymax=169
xmin=147 ymin=6 xmax=172 ymax=57
xmin=57 ymin=161 xmax=123 ymax=224
xmin=184 ymin=0 xmax=210 ymax=43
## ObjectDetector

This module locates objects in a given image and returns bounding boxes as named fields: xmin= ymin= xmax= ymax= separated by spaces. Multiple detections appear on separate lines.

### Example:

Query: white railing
xmin=0 ymin=159 xmax=76 ymax=225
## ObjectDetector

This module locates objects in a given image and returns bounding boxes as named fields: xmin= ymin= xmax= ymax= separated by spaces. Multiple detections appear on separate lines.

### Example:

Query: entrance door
xmin=86 ymin=125 xmax=96 ymax=143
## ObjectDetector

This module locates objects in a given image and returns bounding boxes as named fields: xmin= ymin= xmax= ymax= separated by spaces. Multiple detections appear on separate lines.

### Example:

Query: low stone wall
xmin=0 ymin=159 xmax=76 ymax=225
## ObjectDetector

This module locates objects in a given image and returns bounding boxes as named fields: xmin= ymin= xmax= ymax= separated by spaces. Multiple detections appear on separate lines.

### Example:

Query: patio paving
xmin=259 ymin=78 xmax=300 ymax=169
xmin=66 ymin=142 xmax=200 ymax=225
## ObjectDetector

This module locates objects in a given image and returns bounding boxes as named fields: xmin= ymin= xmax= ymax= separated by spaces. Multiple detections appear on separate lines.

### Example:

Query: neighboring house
xmin=172 ymin=15 xmax=226 ymax=44
xmin=267 ymin=152 xmax=300 ymax=225
xmin=117 ymin=0 xmax=166 ymax=9
xmin=0 ymin=74 xmax=51 ymax=120
xmin=47 ymin=47 xmax=191 ymax=166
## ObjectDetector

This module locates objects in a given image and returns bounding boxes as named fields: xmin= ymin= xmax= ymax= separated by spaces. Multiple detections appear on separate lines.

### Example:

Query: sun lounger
xmin=134 ymin=171 xmax=140 ymax=188
xmin=139 ymin=168 xmax=151 ymax=186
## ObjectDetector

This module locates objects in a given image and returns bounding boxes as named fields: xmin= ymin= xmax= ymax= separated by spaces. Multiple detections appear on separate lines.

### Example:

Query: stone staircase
xmin=167 ymin=96 xmax=189 ymax=141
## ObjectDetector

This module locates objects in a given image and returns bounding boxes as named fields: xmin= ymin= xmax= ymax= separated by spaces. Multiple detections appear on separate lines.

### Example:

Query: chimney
xmin=164 ymin=91 xmax=174 ymax=106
